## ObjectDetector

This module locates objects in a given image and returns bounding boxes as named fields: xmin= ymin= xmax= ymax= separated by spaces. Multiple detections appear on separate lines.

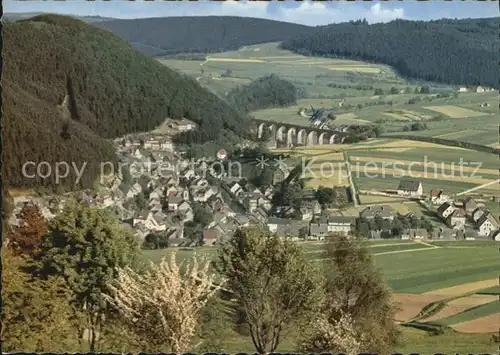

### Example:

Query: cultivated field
xmin=142 ymin=240 xmax=499 ymax=352
xmin=424 ymin=105 xmax=490 ymax=118
xmin=271 ymin=138 xmax=499 ymax=197
xmin=159 ymin=42 xmax=498 ymax=147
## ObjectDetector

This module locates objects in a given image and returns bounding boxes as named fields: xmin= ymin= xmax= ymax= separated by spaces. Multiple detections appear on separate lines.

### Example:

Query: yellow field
xmin=350 ymin=139 xmax=469 ymax=151
xmin=327 ymin=66 xmax=381 ymax=73
xmin=422 ymin=279 xmax=499 ymax=297
xmin=384 ymin=110 xmax=431 ymax=121
xmin=304 ymin=166 xmax=350 ymax=188
xmin=424 ymin=105 xmax=487 ymax=118
xmin=273 ymin=139 xmax=472 ymax=158
xmin=352 ymin=166 xmax=495 ymax=185
xmin=447 ymin=294 xmax=498 ymax=307
xmin=350 ymin=156 xmax=498 ymax=176
xmin=374 ymin=147 xmax=414 ymax=153
xmin=207 ymin=58 xmax=266 ymax=63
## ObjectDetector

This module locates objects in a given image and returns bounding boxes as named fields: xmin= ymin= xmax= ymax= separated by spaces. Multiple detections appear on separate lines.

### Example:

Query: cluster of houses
xmin=7 ymin=126 xmax=500 ymax=246
xmin=457 ymin=86 xmax=494 ymax=93
xmin=433 ymin=192 xmax=500 ymax=240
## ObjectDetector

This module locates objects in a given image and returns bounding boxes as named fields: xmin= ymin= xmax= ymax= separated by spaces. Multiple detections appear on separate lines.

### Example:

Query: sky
xmin=4 ymin=0 xmax=499 ymax=26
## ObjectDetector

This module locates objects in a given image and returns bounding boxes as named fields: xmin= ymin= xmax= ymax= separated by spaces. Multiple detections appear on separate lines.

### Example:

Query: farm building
xmin=476 ymin=86 xmax=485 ymax=93
xmin=266 ymin=217 xmax=308 ymax=238
xmin=446 ymin=209 xmax=466 ymax=229
xmin=360 ymin=205 xmax=395 ymax=220
xmin=309 ymin=220 xmax=328 ymax=240
xmin=457 ymin=86 xmax=468 ymax=92
xmin=397 ymin=179 xmax=423 ymax=198
xmin=168 ymin=118 xmax=197 ymax=132
xmin=429 ymin=189 xmax=449 ymax=205
xmin=202 ymin=230 xmax=218 ymax=246
xmin=461 ymin=197 xmax=478 ymax=215
xmin=327 ymin=216 xmax=356 ymax=235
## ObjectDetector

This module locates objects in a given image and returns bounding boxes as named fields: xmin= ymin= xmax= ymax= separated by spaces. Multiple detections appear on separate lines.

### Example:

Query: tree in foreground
xmin=217 ymin=227 xmax=323 ymax=353
xmin=9 ymin=202 xmax=48 ymax=257
xmin=298 ymin=234 xmax=400 ymax=353
xmin=36 ymin=199 xmax=143 ymax=352
xmin=1 ymin=247 xmax=83 ymax=352
xmin=104 ymin=251 xmax=223 ymax=352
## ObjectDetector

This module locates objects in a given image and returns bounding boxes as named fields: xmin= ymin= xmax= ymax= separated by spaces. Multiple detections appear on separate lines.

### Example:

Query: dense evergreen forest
xmin=281 ymin=18 xmax=499 ymax=88
xmin=225 ymin=75 xmax=300 ymax=114
xmin=3 ymin=15 xmax=250 ymax=190
xmin=95 ymin=16 xmax=311 ymax=56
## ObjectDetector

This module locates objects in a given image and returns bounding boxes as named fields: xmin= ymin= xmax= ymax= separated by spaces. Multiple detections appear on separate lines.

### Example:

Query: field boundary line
xmin=311 ymin=245 xmax=439 ymax=261
xmin=456 ymin=179 xmax=500 ymax=196
xmin=372 ymin=245 xmax=439 ymax=256
xmin=416 ymin=240 xmax=438 ymax=248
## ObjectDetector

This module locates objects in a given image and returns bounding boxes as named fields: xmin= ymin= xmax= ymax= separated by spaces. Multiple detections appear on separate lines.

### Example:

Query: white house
xmin=472 ymin=208 xmax=486 ymax=223
xmin=133 ymin=148 xmax=143 ymax=159
xmin=437 ymin=202 xmax=455 ymax=219
xmin=182 ymin=169 xmax=196 ymax=180
xmin=167 ymin=196 xmax=184 ymax=212
xmin=133 ymin=211 xmax=166 ymax=232
xmin=397 ymin=179 xmax=423 ymax=198
xmin=476 ymin=86 xmax=485 ymax=93
xmin=446 ymin=209 xmax=466 ymax=229
xmin=477 ymin=212 xmax=500 ymax=237
xmin=457 ymin=86 xmax=468 ymax=93
xmin=267 ymin=217 xmax=288 ymax=233
xmin=429 ymin=189 xmax=449 ymax=205
xmin=166 ymin=186 xmax=179 ymax=196
xmin=327 ymin=216 xmax=356 ymax=235
xmin=178 ymin=201 xmax=191 ymax=212
xmin=149 ymin=188 xmax=164 ymax=201
xmin=229 ymin=182 xmax=243 ymax=196
xmin=126 ymin=183 xmax=143 ymax=199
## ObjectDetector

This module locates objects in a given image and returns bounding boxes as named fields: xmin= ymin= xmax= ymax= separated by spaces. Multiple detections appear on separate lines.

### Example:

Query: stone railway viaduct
xmin=253 ymin=119 xmax=349 ymax=147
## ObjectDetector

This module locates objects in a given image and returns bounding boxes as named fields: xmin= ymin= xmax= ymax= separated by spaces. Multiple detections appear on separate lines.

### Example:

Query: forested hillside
xmin=95 ymin=16 xmax=311 ymax=56
xmin=225 ymin=75 xmax=301 ymax=114
xmin=3 ymin=15 xmax=250 ymax=190
xmin=281 ymin=18 xmax=499 ymax=88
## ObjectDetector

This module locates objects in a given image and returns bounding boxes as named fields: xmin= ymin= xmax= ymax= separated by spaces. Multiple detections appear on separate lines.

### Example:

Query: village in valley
xmin=10 ymin=115 xmax=500 ymax=250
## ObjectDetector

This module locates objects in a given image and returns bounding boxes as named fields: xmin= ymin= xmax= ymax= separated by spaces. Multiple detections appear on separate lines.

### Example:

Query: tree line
xmin=281 ymin=18 xmax=499 ymax=88
xmin=95 ymin=16 xmax=311 ymax=56
xmin=225 ymin=74 xmax=299 ymax=114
